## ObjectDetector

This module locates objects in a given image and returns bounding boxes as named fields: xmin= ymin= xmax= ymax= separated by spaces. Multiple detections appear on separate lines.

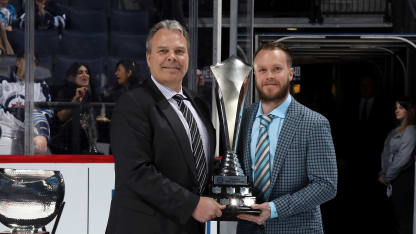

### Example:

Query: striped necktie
xmin=254 ymin=114 xmax=275 ymax=199
xmin=173 ymin=94 xmax=207 ymax=194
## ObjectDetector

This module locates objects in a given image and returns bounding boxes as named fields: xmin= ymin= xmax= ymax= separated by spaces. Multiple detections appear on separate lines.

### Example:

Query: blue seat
xmin=110 ymin=33 xmax=146 ymax=58
xmin=110 ymin=9 xmax=149 ymax=34
xmin=52 ymin=55 xmax=106 ymax=88
xmin=67 ymin=8 xmax=107 ymax=33
xmin=37 ymin=55 xmax=53 ymax=81
xmin=0 ymin=55 xmax=16 ymax=78
xmin=9 ymin=29 xmax=59 ymax=56
xmin=60 ymin=31 xmax=108 ymax=58
xmin=69 ymin=0 xmax=110 ymax=11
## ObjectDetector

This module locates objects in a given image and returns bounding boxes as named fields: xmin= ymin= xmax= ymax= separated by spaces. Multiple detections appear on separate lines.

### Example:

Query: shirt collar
xmin=151 ymin=75 xmax=184 ymax=100
xmin=256 ymin=95 xmax=292 ymax=119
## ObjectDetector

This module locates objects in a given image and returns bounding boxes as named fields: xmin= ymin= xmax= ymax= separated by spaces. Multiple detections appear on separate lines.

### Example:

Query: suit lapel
xmin=145 ymin=80 xmax=198 ymax=179
xmin=268 ymin=99 xmax=303 ymax=198
xmin=243 ymin=103 xmax=258 ymax=185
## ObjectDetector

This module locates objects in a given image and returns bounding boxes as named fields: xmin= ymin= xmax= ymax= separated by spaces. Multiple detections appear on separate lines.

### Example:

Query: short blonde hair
xmin=254 ymin=41 xmax=292 ymax=67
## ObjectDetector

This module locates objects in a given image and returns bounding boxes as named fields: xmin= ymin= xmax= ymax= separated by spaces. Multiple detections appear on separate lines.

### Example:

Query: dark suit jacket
xmin=105 ymin=78 xmax=216 ymax=234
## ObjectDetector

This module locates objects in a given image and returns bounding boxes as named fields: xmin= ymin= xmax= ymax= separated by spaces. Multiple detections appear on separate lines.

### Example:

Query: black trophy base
xmin=210 ymin=174 xmax=261 ymax=221
xmin=215 ymin=206 xmax=261 ymax=221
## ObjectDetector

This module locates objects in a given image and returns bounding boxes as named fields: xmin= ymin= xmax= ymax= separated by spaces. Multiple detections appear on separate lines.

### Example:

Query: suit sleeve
xmin=271 ymin=116 xmax=338 ymax=219
xmin=111 ymin=93 xmax=200 ymax=225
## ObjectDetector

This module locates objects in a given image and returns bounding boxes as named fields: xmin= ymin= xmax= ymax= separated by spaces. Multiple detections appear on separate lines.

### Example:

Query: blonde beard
xmin=256 ymin=77 xmax=291 ymax=102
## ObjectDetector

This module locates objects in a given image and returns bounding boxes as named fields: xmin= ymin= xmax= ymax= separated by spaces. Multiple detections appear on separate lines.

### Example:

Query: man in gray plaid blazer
xmin=236 ymin=42 xmax=337 ymax=234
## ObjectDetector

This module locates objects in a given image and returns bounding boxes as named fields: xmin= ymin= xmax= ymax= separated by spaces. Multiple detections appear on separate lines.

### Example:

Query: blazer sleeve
xmin=272 ymin=115 xmax=338 ymax=219
xmin=384 ymin=126 xmax=416 ymax=183
xmin=111 ymin=92 xmax=200 ymax=225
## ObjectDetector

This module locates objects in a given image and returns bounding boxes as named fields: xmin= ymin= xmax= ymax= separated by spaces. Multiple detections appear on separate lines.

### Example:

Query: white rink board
xmin=0 ymin=163 xmax=114 ymax=234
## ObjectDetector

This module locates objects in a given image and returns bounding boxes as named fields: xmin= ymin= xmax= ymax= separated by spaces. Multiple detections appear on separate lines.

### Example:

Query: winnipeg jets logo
xmin=5 ymin=94 xmax=25 ymax=109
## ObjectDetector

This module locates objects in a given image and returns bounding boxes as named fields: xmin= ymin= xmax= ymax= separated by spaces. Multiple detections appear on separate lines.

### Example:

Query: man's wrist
xmin=268 ymin=202 xmax=278 ymax=219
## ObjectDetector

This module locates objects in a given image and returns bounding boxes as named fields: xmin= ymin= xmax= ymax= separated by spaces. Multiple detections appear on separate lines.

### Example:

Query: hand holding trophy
xmin=209 ymin=56 xmax=260 ymax=221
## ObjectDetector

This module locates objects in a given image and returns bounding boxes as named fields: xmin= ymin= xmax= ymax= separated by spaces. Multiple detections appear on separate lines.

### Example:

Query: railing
xmin=35 ymin=102 xmax=115 ymax=154
xmin=321 ymin=0 xmax=389 ymax=14
xmin=255 ymin=0 xmax=391 ymax=24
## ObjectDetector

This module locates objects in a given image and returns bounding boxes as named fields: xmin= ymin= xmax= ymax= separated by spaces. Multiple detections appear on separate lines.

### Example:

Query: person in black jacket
xmin=51 ymin=62 xmax=99 ymax=154
xmin=17 ymin=0 xmax=66 ymax=32
xmin=103 ymin=59 xmax=142 ymax=103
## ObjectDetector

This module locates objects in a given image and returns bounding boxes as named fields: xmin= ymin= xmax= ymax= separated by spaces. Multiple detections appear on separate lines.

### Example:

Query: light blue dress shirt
xmin=250 ymin=95 xmax=292 ymax=219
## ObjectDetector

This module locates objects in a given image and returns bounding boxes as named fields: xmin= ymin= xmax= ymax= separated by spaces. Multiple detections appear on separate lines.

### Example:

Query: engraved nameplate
xmin=213 ymin=176 xmax=248 ymax=185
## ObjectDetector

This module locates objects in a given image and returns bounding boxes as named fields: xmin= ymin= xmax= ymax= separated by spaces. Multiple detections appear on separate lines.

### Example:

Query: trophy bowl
xmin=0 ymin=168 xmax=65 ymax=233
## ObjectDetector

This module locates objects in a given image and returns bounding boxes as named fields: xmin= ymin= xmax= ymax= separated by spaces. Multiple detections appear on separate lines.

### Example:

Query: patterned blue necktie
xmin=173 ymin=94 xmax=207 ymax=194
xmin=254 ymin=114 xmax=274 ymax=199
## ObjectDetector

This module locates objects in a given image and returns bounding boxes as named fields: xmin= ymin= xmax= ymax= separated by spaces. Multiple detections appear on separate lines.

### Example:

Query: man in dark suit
xmin=235 ymin=42 xmax=337 ymax=233
xmin=106 ymin=20 xmax=225 ymax=234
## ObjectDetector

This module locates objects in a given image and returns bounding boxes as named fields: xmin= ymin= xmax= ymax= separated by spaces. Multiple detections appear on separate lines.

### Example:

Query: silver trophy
xmin=210 ymin=56 xmax=260 ymax=220
xmin=0 ymin=168 xmax=65 ymax=234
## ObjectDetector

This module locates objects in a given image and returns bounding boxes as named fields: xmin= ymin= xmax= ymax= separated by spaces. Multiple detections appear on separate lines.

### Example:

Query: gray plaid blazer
xmin=236 ymin=98 xmax=338 ymax=234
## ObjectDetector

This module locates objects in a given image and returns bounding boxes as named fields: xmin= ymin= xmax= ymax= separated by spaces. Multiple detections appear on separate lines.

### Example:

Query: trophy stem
xmin=214 ymin=80 xmax=231 ymax=151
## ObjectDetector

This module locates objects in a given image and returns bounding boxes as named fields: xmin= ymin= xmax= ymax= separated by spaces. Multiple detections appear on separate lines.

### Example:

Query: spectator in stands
xmin=0 ymin=52 xmax=52 ymax=154
xmin=17 ymin=0 xmax=66 ymax=32
xmin=103 ymin=59 xmax=141 ymax=102
xmin=0 ymin=23 xmax=13 ymax=55
xmin=0 ymin=0 xmax=15 ymax=55
xmin=378 ymin=96 xmax=416 ymax=234
xmin=52 ymin=62 xmax=100 ymax=154
xmin=0 ymin=0 xmax=16 ymax=31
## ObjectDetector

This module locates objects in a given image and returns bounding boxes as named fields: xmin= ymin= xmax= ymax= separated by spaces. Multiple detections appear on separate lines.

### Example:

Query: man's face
xmin=146 ymin=28 xmax=189 ymax=92
xmin=16 ymin=56 xmax=38 ymax=80
xmin=253 ymin=49 xmax=293 ymax=102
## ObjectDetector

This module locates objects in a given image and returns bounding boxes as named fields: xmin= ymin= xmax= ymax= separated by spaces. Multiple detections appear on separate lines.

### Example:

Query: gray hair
xmin=145 ymin=20 xmax=190 ymax=53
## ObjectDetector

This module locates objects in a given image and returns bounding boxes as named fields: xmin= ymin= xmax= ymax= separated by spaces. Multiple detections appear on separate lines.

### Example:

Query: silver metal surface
xmin=0 ymin=168 xmax=65 ymax=231
xmin=23 ymin=0 xmax=35 ymax=155
xmin=213 ymin=0 xmax=222 ymax=64
xmin=210 ymin=56 xmax=252 ymax=149
xmin=226 ymin=187 xmax=236 ymax=195
xmin=240 ymin=187 xmax=251 ymax=196
xmin=229 ymin=0 xmax=238 ymax=56
xmin=212 ymin=186 xmax=221 ymax=194
xmin=187 ymin=0 xmax=198 ymax=92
